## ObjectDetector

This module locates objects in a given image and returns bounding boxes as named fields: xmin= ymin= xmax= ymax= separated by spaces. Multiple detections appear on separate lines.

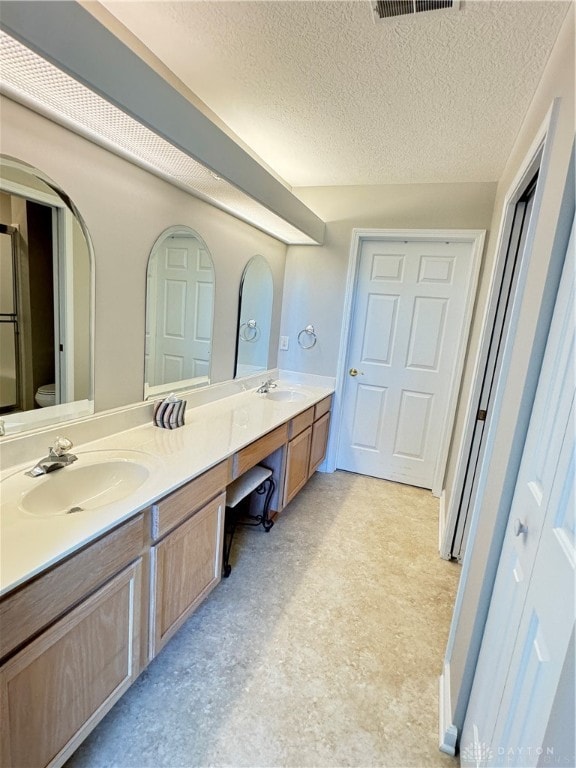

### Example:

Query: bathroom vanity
xmin=0 ymin=383 xmax=332 ymax=768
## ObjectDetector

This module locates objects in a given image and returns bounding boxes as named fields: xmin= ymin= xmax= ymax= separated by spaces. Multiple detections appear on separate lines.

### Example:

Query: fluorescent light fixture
xmin=0 ymin=30 xmax=319 ymax=245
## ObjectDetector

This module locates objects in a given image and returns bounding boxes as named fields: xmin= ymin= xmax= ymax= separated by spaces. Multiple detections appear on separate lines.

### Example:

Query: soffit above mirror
xmin=0 ymin=1 xmax=325 ymax=246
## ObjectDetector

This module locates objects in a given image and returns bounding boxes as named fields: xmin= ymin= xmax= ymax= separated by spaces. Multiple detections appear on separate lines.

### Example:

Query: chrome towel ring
xmin=298 ymin=324 xmax=317 ymax=349
xmin=239 ymin=319 xmax=259 ymax=342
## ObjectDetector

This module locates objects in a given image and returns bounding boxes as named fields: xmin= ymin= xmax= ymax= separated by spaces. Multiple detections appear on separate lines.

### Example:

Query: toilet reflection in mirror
xmin=144 ymin=226 xmax=215 ymax=399
xmin=0 ymin=156 xmax=93 ymax=427
xmin=234 ymin=255 xmax=273 ymax=378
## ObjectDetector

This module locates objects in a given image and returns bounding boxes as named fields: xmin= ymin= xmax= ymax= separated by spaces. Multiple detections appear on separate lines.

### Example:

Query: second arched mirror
xmin=234 ymin=255 xmax=273 ymax=378
xmin=145 ymin=226 xmax=215 ymax=399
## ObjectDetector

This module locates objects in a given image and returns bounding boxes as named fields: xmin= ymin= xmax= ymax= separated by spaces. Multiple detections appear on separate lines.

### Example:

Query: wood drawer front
xmin=150 ymin=492 xmax=225 ymax=658
xmin=0 ymin=559 xmax=142 ymax=768
xmin=309 ymin=412 xmax=331 ymax=476
xmin=289 ymin=407 xmax=314 ymax=439
xmin=151 ymin=460 xmax=229 ymax=541
xmin=0 ymin=514 xmax=144 ymax=662
xmin=314 ymin=395 xmax=332 ymax=421
xmin=234 ymin=423 xmax=288 ymax=478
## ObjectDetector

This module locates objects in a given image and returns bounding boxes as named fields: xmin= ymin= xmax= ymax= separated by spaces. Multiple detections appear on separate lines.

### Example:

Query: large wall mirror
xmin=234 ymin=255 xmax=274 ymax=378
xmin=0 ymin=156 xmax=93 ymax=434
xmin=145 ymin=226 xmax=215 ymax=399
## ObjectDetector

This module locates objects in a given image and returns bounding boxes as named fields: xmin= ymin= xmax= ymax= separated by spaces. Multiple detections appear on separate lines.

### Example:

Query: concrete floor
xmin=66 ymin=470 xmax=461 ymax=768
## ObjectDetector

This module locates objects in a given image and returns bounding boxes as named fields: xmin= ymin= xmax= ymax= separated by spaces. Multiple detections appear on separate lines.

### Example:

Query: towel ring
xmin=298 ymin=325 xmax=317 ymax=349
xmin=240 ymin=319 xmax=259 ymax=342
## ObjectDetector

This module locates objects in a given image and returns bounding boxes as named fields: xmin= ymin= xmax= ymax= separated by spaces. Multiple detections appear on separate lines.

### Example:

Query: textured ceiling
xmin=99 ymin=0 xmax=570 ymax=187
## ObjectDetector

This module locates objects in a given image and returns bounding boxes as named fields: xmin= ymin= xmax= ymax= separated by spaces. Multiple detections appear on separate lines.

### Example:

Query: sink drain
xmin=66 ymin=506 xmax=84 ymax=514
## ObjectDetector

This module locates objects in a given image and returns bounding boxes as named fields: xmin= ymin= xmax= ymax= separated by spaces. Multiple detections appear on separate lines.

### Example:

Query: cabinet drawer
xmin=0 ymin=560 xmax=142 ymax=768
xmin=314 ymin=395 xmax=332 ymax=421
xmin=151 ymin=459 xmax=229 ymax=541
xmin=233 ymin=423 xmax=288 ymax=478
xmin=0 ymin=514 xmax=145 ymax=662
xmin=289 ymin=407 xmax=314 ymax=439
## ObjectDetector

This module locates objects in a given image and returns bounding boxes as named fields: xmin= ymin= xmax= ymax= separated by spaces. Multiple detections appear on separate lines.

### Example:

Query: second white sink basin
xmin=266 ymin=389 xmax=308 ymax=403
xmin=21 ymin=459 xmax=150 ymax=517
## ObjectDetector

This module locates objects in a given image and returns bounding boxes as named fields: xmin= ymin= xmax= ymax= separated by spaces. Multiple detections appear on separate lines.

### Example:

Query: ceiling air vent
xmin=373 ymin=0 xmax=460 ymax=21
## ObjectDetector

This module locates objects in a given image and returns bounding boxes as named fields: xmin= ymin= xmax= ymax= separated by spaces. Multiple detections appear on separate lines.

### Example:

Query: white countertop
xmin=0 ymin=382 xmax=333 ymax=596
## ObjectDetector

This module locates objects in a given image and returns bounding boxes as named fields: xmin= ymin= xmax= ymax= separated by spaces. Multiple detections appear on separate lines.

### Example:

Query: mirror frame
xmin=0 ymin=155 xmax=95 ymax=436
xmin=144 ymin=225 xmax=216 ymax=400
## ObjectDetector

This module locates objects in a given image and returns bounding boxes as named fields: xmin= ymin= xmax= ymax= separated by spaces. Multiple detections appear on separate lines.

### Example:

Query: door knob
xmin=349 ymin=368 xmax=364 ymax=377
xmin=513 ymin=519 xmax=528 ymax=537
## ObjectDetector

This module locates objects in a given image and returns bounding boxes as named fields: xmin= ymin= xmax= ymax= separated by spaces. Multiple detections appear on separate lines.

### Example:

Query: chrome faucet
xmin=256 ymin=378 xmax=278 ymax=394
xmin=25 ymin=437 xmax=78 ymax=477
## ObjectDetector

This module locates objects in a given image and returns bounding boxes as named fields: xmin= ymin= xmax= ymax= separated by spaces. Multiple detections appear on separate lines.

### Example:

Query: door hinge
xmin=477 ymin=409 xmax=487 ymax=421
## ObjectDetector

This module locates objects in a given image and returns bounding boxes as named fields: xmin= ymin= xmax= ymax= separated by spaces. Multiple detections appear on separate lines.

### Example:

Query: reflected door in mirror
xmin=0 ymin=157 xmax=93 ymax=430
xmin=145 ymin=228 xmax=214 ymax=398
xmin=0 ymin=224 xmax=18 ymax=411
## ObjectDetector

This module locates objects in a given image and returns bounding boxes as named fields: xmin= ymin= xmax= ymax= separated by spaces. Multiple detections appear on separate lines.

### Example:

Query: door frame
xmin=440 ymin=99 xmax=561 ymax=561
xmin=439 ymin=98 xmax=572 ymax=755
xmin=326 ymin=228 xmax=485 ymax=495
xmin=0 ymin=175 xmax=75 ymax=405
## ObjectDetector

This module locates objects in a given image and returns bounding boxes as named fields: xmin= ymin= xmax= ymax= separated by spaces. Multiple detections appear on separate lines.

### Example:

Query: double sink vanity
xmin=0 ymin=379 xmax=333 ymax=768
xmin=0 ymin=153 xmax=331 ymax=767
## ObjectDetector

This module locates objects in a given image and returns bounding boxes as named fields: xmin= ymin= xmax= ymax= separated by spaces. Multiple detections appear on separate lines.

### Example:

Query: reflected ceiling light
xmin=0 ymin=31 xmax=319 ymax=245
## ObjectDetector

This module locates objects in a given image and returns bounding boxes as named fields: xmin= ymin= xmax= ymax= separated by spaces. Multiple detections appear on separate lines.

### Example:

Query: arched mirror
xmin=234 ymin=255 xmax=273 ymax=378
xmin=145 ymin=226 xmax=215 ymax=399
xmin=0 ymin=156 xmax=93 ymax=434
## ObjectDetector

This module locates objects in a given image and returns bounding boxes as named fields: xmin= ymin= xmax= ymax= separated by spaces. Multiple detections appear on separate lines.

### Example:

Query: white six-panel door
xmin=337 ymin=238 xmax=477 ymax=489
xmin=152 ymin=235 xmax=214 ymax=386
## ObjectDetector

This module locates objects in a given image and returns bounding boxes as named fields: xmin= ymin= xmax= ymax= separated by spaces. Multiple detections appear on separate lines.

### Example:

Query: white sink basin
xmin=266 ymin=389 xmax=308 ymax=403
xmin=2 ymin=450 xmax=156 ymax=518
xmin=21 ymin=460 xmax=149 ymax=517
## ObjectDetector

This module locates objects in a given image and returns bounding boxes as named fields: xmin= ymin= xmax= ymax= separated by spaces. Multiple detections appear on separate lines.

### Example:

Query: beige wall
xmin=446 ymin=4 xmax=574 ymax=730
xmin=0 ymin=96 xmax=287 ymax=412
xmin=281 ymin=182 xmax=497 ymax=377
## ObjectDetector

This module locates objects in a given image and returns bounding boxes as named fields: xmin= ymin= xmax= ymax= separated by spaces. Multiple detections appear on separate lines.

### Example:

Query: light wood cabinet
xmin=284 ymin=426 xmax=313 ymax=505
xmin=0 ymin=515 xmax=145 ymax=662
xmin=149 ymin=491 xmax=225 ymax=658
xmin=0 ymin=560 xmax=142 ymax=768
xmin=283 ymin=397 xmax=332 ymax=507
xmin=309 ymin=411 xmax=331 ymax=477
xmin=150 ymin=459 xmax=229 ymax=540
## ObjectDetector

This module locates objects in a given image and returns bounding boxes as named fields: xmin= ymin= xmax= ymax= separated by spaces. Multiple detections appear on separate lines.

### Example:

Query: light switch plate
xmin=280 ymin=336 xmax=289 ymax=351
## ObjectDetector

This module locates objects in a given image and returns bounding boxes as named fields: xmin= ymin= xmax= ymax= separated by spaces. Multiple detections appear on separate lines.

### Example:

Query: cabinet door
xmin=0 ymin=560 xmax=142 ymax=768
xmin=150 ymin=492 xmax=225 ymax=658
xmin=309 ymin=412 xmax=331 ymax=477
xmin=283 ymin=426 xmax=312 ymax=506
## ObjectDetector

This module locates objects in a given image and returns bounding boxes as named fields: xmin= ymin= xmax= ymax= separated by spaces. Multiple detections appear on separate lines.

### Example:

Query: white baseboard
xmin=439 ymin=663 xmax=458 ymax=756
xmin=438 ymin=489 xmax=446 ymax=553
